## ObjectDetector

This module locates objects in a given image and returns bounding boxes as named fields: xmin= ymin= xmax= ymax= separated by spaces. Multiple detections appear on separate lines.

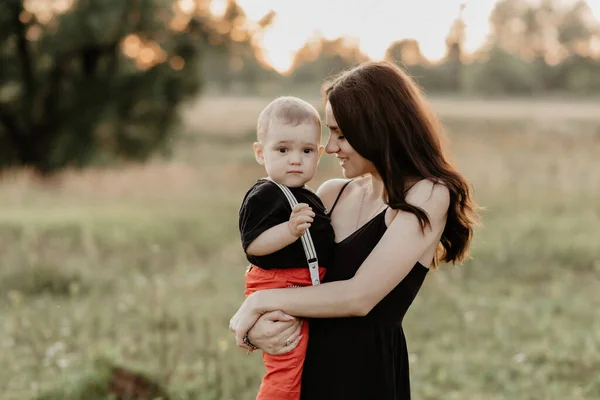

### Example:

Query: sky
xmin=225 ymin=0 xmax=600 ymax=73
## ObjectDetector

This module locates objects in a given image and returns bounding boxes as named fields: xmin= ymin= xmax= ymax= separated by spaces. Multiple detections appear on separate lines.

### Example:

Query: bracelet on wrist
xmin=243 ymin=333 xmax=258 ymax=351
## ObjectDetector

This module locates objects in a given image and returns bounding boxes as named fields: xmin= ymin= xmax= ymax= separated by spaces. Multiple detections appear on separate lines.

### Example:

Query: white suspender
xmin=272 ymin=182 xmax=321 ymax=286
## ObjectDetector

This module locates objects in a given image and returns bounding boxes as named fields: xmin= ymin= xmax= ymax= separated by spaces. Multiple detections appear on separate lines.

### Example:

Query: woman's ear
xmin=253 ymin=141 xmax=265 ymax=165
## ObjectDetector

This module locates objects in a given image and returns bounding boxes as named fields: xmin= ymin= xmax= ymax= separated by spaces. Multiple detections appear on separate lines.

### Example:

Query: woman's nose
xmin=325 ymin=137 xmax=338 ymax=154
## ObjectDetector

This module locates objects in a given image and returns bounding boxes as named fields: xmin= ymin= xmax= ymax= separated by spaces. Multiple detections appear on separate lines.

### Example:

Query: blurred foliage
xmin=288 ymin=37 xmax=370 ymax=86
xmin=0 ymin=0 xmax=267 ymax=174
xmin=206 ymin=0 xmax=600 ymax=97
xmin=1 ymin=0 xmax=600 ymax=174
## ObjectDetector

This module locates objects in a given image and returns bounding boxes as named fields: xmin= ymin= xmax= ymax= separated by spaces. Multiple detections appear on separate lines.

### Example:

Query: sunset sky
xmin=228 ymin=0 xmax=600 ymax=73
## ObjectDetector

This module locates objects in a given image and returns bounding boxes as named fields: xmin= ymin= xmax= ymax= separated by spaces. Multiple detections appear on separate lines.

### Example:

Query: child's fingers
xmin=297 ymin=209 xmax=316 ymax=218
xmin=298 ymin=222 xmax=311 ymax=232
xmin=295 ymin=216 xmax=313 ymax=226
xmin=290 ymin=213 xmax=313 ymax=236
xmin=292 ymin=203 xmax=312 ymax=213
xmin=291 ymin=214 xmax=312 ymax=225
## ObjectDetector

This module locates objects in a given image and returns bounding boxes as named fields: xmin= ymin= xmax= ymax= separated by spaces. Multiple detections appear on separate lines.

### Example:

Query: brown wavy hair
xmin=324 ymin=61 xmax=480 ymax=265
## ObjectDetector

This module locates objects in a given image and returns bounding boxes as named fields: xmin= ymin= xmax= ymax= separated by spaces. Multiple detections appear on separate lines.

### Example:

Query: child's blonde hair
xmin=256 ymin=96 xmax=321 ymax=142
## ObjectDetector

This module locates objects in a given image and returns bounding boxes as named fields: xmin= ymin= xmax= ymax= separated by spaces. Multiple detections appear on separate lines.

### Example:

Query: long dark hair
xmin=324 ymin=61 xmax=480 ymax=265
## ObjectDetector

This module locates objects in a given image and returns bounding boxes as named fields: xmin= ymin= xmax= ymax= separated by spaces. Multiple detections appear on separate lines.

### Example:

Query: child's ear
xmin=318 ymin=145 xmax=325 ymax=157
xmin=253 ymin=142 xmax=264 ymax=165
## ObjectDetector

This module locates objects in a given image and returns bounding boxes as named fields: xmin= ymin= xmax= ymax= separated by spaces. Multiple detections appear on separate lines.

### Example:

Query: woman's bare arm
xmin=230 ymin=180 xmax=450 ymax=346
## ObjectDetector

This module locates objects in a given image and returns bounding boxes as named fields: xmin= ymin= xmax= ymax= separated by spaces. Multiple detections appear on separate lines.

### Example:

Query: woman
xmin=230 ymin=61 xmax=480 ymax=399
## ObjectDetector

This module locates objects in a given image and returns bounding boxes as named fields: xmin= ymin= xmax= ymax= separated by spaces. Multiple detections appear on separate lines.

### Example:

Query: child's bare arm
xmin=246 ymin=203 xmax=315 ymax=256
xmin=246 ymin=222 xmax=299 ymax=256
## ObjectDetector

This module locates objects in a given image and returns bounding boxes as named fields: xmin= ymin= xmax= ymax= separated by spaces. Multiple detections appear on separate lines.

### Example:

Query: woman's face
xmin=324 ymin=101 xmax=376 ymax=178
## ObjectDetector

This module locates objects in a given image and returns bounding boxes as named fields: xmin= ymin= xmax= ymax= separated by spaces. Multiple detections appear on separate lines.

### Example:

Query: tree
xmin=289 ymin=36 xmax=369 ymax=84
xmin=554 ymin=55 xmax=600 ymax=94
xmin=0 ymin=0 xmax=248 ymax=174
xmin=443 ymin=3 xmax=467 ymax=92
xmin=483 ymin=0 xmax=600 ymax=93
xmin=557 ymin=0 xmax=598 ymax=56
xmin=202 ymin=6 xmax=278 ymax=92
xmin=384 ymin=39 xmax=426 ymax=66
xmin=467 ymin=47 xmax=541 ymax=95
xmin=488 ymin=0 xmax=531 ymax=56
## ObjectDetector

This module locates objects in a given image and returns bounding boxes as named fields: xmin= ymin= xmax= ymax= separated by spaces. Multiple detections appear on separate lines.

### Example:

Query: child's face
xmin=253 ymin=120 xmax=324 ymax=187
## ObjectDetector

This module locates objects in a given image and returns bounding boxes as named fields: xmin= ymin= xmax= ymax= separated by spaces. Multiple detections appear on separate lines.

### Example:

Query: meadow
xmin=1 ymin=95 xmax=599 ymax=400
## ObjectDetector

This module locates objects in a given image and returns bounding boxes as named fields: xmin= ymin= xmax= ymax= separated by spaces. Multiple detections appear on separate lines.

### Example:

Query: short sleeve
xmin=238 ymin=182 xmax=288 ymax=251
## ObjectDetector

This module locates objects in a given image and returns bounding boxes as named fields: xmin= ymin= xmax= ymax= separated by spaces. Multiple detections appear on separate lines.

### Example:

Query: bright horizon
xmin=230 ymin=0 xmax=600 ymax=73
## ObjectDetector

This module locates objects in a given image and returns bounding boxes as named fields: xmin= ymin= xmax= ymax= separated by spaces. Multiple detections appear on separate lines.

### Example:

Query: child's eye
xmin=303 ymin=148 xmax=313 ymax=154
xmin=277 ymin=148 xmax=288 ymax=153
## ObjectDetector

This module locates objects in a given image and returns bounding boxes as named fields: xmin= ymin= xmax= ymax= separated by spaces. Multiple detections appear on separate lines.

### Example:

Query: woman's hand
xmin=247 ymin=311 xmax=303 ymax=355
xmin=229 ymin=293 xmax=265 ymax=349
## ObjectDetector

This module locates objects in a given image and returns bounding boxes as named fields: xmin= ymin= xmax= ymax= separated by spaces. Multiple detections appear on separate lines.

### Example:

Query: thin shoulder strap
xmin=328 ymin=180 xmax=353 ymax=215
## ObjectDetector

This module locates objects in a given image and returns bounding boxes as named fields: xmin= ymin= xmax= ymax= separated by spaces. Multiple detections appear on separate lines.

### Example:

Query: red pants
xmin=245 ymin=265 xmax=326 ymax=400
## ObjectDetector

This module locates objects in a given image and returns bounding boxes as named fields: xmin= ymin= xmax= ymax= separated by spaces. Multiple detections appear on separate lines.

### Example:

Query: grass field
xmin=1 ymin=95 xmax=599 ymax=400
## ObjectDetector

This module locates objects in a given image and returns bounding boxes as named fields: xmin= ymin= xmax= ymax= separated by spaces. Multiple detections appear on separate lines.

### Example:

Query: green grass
xmin=1 ymin=97 xmax=599 ymax=399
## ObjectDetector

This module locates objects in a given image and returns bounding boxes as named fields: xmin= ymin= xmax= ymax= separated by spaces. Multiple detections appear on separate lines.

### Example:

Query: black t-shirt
xmin=239 ymin=179 xmax=335 ymax=270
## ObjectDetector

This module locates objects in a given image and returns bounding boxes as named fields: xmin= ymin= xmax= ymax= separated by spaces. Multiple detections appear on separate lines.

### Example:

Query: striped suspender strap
xmin=272 ymin=182 xmax=321 ymax=285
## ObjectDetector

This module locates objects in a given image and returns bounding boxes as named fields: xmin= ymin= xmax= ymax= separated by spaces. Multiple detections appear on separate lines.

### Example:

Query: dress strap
xmin=328 ymin=180 xmax=353 ymax=215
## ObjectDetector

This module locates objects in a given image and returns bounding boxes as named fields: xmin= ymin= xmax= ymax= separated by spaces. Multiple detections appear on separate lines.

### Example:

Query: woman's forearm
xmin=251 ymin=278 xmax=370 ymax=318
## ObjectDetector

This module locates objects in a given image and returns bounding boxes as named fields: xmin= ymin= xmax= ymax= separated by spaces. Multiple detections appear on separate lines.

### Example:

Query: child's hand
xmin=288 ymin=203 xmax=316 ymax=237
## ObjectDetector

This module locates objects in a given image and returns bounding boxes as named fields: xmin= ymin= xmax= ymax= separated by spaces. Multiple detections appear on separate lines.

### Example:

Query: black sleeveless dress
xmin=300 ymin=183 xmax=429 ymax=400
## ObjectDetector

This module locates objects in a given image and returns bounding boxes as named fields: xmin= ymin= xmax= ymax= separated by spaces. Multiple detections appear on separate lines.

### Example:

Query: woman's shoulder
xmin=316 ymin=178 xmax=352 ymax=209
xmin=405 ymin=179 xmax=450 ymax=214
